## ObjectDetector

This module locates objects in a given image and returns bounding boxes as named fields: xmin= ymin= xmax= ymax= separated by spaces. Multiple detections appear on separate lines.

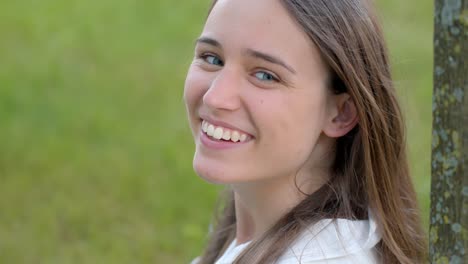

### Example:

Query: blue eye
xmin=254 ymin=71 xmax=278 ymax=82
xmin=204 ymin=55 xmax=224 ymax=66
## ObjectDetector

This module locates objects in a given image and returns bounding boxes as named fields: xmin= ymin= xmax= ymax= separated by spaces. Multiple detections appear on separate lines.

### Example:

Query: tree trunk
xmin=429 ymin=0 xmax=468 ymax=263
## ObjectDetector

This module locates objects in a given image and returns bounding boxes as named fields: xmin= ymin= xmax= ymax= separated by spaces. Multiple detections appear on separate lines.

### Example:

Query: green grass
xmin=376 ymin=0 xmax=433 ymax=230
xmin=0 ymin=0 xmax=433 ymax=263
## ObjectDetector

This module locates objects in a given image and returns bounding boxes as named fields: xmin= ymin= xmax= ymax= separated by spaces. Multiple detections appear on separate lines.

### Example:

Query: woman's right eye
xmin=201 ymin=54 xmax=224 ymax=66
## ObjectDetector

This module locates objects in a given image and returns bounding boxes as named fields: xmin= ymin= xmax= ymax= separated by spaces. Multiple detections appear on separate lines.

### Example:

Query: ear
xmin=323 ymin=93 xmax=359 ymax=138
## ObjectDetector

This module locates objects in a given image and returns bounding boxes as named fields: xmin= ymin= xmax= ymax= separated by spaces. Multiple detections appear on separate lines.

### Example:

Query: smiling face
xmin=184 ymin=0 xmax=338 ymax=185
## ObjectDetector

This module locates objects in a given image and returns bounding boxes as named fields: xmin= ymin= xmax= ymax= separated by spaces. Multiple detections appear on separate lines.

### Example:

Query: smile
xmin=201 ymin=120 xmax=249 ymax=143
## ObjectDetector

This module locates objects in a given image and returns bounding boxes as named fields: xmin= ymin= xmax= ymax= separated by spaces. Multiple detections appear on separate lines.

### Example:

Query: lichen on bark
xmin=430 ymin=0 xmax=468 ymax=263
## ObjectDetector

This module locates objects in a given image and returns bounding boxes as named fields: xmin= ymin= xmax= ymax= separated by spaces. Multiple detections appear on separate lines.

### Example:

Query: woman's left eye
xmin=254 ymin=71 xmax=279 ymax=82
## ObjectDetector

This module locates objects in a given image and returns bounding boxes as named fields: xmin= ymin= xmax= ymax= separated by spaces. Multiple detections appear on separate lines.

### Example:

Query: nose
xmin=203 ymin=68 xmax=242 ymax=111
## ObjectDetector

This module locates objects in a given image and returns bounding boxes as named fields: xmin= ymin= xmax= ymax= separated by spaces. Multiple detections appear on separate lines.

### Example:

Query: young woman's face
xmin=184 ymin=0 xmax=335 ymax=184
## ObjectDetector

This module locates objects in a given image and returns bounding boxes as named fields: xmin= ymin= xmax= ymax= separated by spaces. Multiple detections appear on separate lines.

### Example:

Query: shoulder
xmin=191 ymin=215 xmax=381 ymax=264
xmin=276 ymin=216 xmax=381 ymax=263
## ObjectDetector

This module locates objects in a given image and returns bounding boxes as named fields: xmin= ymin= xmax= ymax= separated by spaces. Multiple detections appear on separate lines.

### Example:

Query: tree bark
xmin=430 ymin=0 xmax=468 ymax=263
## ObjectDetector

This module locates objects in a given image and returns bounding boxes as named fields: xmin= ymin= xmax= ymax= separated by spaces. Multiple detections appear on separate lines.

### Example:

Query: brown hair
xmin=197 ymin=0 xmax=427 ymax=263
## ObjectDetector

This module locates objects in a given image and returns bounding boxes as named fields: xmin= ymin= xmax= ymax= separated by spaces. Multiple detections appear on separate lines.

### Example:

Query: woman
xmin=184 ymin=0 xmax=427 ymax=263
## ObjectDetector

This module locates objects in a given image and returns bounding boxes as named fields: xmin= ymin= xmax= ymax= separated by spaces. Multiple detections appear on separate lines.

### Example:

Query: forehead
xmin=202 ymin=0 xmax=324 ymax=72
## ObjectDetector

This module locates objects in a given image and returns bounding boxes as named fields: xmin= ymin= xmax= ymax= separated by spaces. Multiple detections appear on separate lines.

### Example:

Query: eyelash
xmin=200 ymin=53 xmax=224 ymax=67
xmin=198 ymin=53 xmax=281 ymax=83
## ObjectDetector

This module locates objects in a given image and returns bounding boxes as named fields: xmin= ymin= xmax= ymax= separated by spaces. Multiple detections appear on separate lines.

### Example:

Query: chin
xmin=194 ymin=162 xmax=232 ymax=184
xmin=193 ymin=156 xmax=244 ymax=185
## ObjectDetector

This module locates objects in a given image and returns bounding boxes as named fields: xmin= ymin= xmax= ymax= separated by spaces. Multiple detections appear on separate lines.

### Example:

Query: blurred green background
xmin=0 ymin=0 xmax=432 ymax=263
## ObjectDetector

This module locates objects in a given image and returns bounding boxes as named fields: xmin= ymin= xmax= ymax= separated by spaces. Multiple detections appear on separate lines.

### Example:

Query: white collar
xmin=215 ymin=212 xmax=381 ymax=263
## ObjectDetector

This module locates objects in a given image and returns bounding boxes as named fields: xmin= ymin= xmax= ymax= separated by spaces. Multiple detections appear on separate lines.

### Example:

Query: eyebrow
xmin=244 ymin=49 xmax=296 ymax=74
xmin=195 ymin=36 xmax=296 ymax=74
xmin=195 ymin=36 xmax=222 ymax=48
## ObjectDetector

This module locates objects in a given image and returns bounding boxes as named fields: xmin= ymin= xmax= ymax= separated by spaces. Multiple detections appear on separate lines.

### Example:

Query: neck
xmin=232 ymin=169 xmax=327 ymax=244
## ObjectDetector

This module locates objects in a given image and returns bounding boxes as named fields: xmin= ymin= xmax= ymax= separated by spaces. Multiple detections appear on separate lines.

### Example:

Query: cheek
xmin=258 ymin=93 xmax=327 ymax=141
xmin=253 ymin=94 xmax=328 ymax=164
xmin=184 ymin=66 xmax=210 ymax=111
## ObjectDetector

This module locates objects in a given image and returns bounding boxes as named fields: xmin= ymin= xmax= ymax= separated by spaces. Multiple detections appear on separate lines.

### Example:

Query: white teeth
xmin=231 ymin=131 xmax=240 ymax=142
xmin=213 ymin=127 xmax=223 ymax=140
xmin=202 ymin=120 xmax=249 ymax=143
xmin=222 ymin=130 xmax=231 ymax=140
xmin=240 ymin=134 xmax=247 ymax=142
xmin=207 ymin=124 xmax=215 ymax=136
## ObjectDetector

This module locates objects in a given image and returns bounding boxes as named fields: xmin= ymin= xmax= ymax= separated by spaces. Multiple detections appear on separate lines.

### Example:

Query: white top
xmin=192 ymin=214 xmax=381 ymax=264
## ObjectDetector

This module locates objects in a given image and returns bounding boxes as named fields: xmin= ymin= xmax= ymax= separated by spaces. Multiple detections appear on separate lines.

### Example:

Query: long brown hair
xmin=196 ymin=0 xmax=427 ymax=263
